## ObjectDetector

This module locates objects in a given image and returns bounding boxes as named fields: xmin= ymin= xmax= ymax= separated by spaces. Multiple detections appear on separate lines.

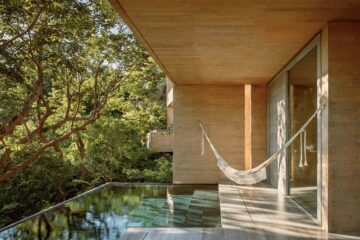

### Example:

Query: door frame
xmin=267 ymin=33 xmax=322 ymax=225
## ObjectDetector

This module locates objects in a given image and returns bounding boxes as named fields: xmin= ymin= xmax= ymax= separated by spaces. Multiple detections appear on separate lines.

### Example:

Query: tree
xmin=0 ymin=0 xmax=170 ymax=228
xmin=0 ymin=0 xmax=148 ymax=182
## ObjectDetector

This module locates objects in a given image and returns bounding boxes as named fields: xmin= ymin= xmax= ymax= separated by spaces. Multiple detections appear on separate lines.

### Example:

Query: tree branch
xmin=71 ymin=81 xmax=83 ymax=129
xmin=0 ymin=7 xmax=43 ymax=48
xmin=0 ymin=96 xmax=53 ymax=171
xmin=0 ymin=114 xmax=98 ymax=182
xmin=0 ymin=58 xmax=44 ymax=141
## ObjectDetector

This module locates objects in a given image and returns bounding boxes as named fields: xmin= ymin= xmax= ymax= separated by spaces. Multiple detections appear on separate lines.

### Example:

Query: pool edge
xmin=0 ymin=182 xmax=173 ymax=232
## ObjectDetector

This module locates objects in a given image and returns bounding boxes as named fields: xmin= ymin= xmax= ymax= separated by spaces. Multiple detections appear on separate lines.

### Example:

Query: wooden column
xmin=244 ymin=85 xmax=252 ymax=170
xmin=245 ymin=85 xmax=267 ymax=171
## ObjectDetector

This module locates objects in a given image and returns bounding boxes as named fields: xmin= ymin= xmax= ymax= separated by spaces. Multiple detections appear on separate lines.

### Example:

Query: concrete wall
xmin=173 ymin=85 xmax=245 ymax=184
xmin=321 ymin=22 xmax=360 ymax=234
xmin=167 ymin=106 xmax=173 ymax=129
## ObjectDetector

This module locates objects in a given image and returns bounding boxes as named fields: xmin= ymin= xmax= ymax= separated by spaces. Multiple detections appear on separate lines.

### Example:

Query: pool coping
xmin=0 ymin=182 xmax=220 ymax=232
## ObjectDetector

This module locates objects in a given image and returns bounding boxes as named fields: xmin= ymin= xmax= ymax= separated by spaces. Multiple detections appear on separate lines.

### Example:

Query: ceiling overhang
xmin=109 ymin=0 xmax=360 ymax=85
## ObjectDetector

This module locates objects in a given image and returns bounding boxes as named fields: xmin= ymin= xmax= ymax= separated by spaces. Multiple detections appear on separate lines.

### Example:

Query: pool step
xmin=184 ymin=190 xmax=221 ymax=227
xmin=169 ymin=195 xmax=192 ymax=227
xmin=129 ymin=198 xmax=168 ymax=227
xmin=130 ymin=195 xmax=193 ymax=227
xmin=149 ymin=194 xmax=194 ymax=227
xmin=128 ymin=190 xmax=220 ymax=228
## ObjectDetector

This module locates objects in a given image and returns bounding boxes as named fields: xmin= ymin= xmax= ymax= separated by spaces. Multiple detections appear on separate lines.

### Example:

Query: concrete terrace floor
xmin=121 ymin=183 xmax=360 ymax=240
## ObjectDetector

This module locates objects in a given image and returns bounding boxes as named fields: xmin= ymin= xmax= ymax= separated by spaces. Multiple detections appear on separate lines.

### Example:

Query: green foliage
xmin=143 ymin=157 xmax=173 ymax=183
xmin=0 ymin=0 xmax=172 ymax=228
xmin=0 ymin=153 xmax=81 ymax=227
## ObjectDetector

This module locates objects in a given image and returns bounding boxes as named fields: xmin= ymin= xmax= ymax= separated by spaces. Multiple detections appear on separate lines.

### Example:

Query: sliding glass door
xmin=267 ymin=35 xmax=321 ymax=223
xmin=288 ymin=47 xmax=318 ymax=219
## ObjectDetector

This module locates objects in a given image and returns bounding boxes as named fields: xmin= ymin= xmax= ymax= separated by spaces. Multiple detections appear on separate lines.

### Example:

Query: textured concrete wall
xmin=173 ymin=85 xmax=245 ymax=184
xmin=322 ymin=22 xmax=360 ymax=234
xmin=167 ymin=106 xmax=173 ymax=129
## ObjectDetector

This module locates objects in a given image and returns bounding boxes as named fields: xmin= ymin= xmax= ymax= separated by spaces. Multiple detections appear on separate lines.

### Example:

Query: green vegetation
xmin=0 ymin=0 xmax=171 ymax=228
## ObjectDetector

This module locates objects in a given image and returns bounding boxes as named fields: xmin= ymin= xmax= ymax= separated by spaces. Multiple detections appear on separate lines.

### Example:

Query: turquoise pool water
xmin=0 ymin=184 xmax=221 ymax=239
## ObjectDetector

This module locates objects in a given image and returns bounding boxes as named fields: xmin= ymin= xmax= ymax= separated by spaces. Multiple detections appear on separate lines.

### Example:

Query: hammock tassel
xmin=299 ymin=130 xmax=304 ymax=168
xmin=303 ymin=129 xmax=308 ymax=167
xmin=298 ymin=128 xmax=308 ymax=168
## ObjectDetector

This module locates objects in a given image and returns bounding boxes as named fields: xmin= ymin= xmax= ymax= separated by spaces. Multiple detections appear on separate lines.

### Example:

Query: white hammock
xmin=198 ymin=105 xmax=324 ymax=185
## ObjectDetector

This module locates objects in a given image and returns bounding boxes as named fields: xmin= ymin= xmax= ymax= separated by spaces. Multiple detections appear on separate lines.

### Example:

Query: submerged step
xmin=184 ymin=190 xmax=221 ymax=227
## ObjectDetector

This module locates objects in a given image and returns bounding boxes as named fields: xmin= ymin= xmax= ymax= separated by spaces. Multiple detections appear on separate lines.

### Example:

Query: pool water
xmin=0 ymin=184 xmax=221 ymax=239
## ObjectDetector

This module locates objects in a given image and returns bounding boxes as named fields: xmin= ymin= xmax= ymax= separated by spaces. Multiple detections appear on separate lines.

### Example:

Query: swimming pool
xmin=0 ymin=183 xmax=221 ymax=239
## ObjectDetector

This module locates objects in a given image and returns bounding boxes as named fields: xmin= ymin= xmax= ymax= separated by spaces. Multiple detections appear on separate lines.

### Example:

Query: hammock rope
xmin=299 ymin=129 xmax=308 ymax=168
xmin=303 ymin=129 xmax=308 ymax=167
xmin=299 ymin=130 xmax=304 ymax=167
xmin=198 ymin=104 xmax=324 ymax=185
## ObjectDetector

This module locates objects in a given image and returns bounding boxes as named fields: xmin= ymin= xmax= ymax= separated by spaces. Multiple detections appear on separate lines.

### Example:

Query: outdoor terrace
xmin=121 ymin=183 xmax=359 ymax=240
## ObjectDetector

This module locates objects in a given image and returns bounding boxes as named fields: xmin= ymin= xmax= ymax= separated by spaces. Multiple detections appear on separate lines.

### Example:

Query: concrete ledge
xmin=147 ymin=130 xmax=173 ymax=152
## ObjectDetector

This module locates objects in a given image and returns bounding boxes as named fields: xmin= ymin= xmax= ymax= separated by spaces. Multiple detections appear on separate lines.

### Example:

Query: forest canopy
xmin=0 ymin=0 xmax=171 ymax=227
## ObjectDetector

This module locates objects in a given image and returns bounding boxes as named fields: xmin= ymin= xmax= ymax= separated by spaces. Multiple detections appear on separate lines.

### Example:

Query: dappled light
xmin=276 ymin=99 xmax=287 ymax=195
xmin=217 ymin=184 xmax=353 ymax=240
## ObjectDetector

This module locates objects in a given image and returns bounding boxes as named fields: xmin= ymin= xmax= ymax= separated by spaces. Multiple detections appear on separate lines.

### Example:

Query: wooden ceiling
xmin=109 ymin=0 xmax=360 ymax=85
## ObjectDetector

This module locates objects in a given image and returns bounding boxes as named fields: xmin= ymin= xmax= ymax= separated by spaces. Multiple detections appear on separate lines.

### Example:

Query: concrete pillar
xmin=321 ymin=22 xmax=360 ymax=234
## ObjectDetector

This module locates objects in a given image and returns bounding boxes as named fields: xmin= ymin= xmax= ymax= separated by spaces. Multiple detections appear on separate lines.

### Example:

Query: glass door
xmin=288 ymin=47 xmax=318 ymax=219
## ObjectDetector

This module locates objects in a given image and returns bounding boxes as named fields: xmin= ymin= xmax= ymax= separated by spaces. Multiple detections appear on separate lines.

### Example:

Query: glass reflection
xmin=289 ymin=48 xmax=318 ymax=218
xmin=0 ymin=185 xmax=221 ymax=239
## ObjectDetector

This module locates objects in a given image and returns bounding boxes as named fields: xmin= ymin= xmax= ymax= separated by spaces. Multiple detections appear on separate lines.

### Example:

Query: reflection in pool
xmin=0 ymin=184 xmax=221 ymax=239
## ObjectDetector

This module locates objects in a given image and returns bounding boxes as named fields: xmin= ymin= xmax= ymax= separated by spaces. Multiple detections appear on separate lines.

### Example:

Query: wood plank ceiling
xmin=110 ymin=0 xmax=360 ymax=85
